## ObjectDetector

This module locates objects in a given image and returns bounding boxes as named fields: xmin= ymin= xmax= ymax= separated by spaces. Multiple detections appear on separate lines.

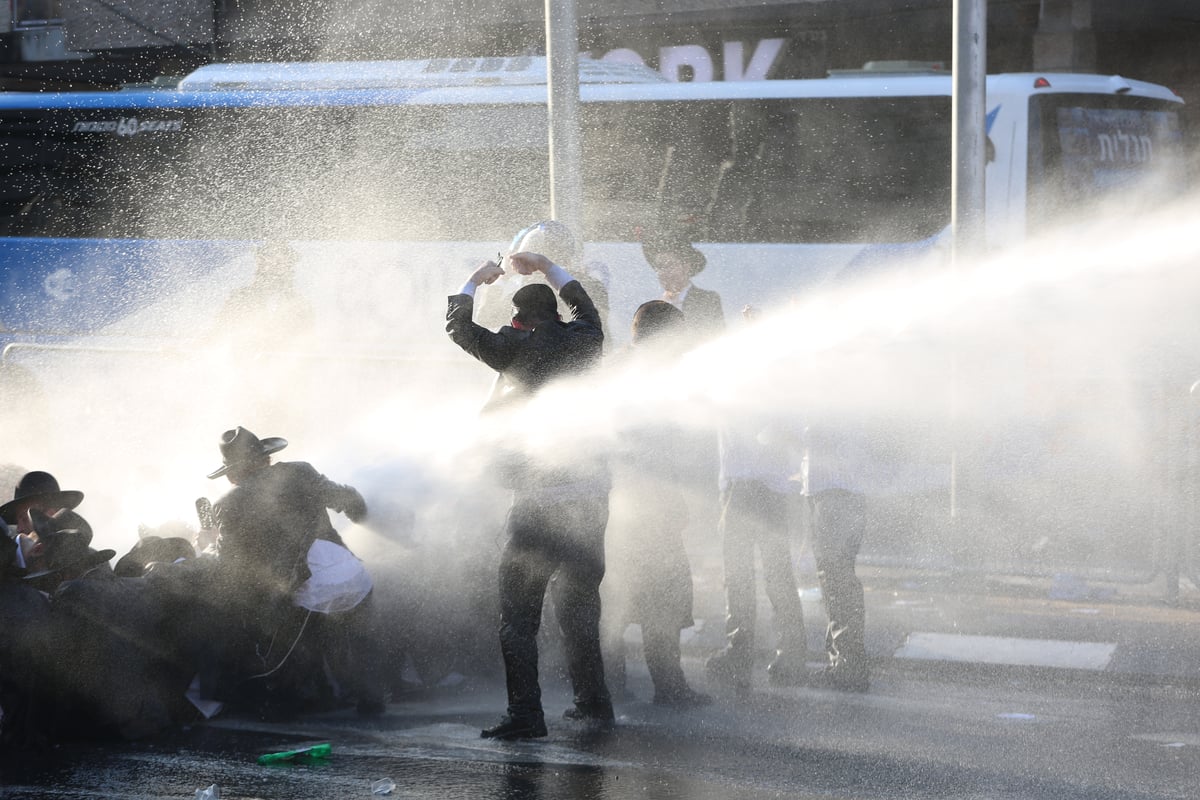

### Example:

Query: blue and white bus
xmin=0 ymin=56 xmax=1185 ymax=355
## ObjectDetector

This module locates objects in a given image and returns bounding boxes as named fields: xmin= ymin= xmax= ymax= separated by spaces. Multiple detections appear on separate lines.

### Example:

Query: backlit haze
xmin=2 ymin=187 xmax=1198 ymax=590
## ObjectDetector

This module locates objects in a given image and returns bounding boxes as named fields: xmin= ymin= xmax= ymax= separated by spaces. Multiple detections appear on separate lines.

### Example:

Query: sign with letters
xmin=594 ymin=38 xmax=788 ymax=82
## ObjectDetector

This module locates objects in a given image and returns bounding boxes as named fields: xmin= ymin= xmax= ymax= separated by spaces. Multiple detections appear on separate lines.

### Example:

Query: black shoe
xmin=653 ymin=687 xmax=713 ymax=709
xmin=767 ymin=655 xmax=810 ymax=688
xmin=809 ymin=665 xmax=869 ymax=693
xmin=563 ymin=701 xmax=615 ymax=725
xmin=481 ymin=714 xmax=548 ymax=740
xmin=705 ymin=649 xmax=751 ymax=690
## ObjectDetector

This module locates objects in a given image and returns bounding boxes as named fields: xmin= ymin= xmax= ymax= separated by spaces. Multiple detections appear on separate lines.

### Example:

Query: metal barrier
xmin=2 ymin=339 xmax=466 ymax=367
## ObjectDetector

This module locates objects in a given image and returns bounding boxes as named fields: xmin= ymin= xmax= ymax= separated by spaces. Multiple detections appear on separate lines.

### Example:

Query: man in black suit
xmin=447 ymin=251 xmax=613 ymax=741
xmin=208 ymin=427 xmax=385 ymax=717
xmin=642 ymin=231 xmax=725 ymax=338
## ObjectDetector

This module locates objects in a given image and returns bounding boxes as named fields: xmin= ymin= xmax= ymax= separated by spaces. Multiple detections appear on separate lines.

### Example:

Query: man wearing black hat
xmin=1 ymin=470 xmax=93 ymax=544
xmin=641 ymin=230 xmax=725 ymax=339
xmin=0 ymin=471 xmax=112 ymax=587
xmin=447 ymin=250 xmax=612 ymax=741
xmin=207 ymin=426 xmax=384 ymax=715
xmin=18 ymin=514 xmax=116 ymax=591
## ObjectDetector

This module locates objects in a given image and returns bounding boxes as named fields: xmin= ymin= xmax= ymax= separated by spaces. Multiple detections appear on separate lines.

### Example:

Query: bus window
xmin=0 ymin=77 xmax=1179 ymax=248
xmin=0 ymin=110 xmax=109 ymax=238
xmin=338 ymin=104 xmax=548 ymax=240
xmin=5 ymin=102 xmax=552 ymax=242
xmin=1027 ymin=93 xmax=1186 ymax=231
xmin=746 ymin=97 xmax=951 ymax=244
xmin=583 ymin=96 xmax=951 ymax=244
xmin=583 ymin=100 xmax=731 ymax=238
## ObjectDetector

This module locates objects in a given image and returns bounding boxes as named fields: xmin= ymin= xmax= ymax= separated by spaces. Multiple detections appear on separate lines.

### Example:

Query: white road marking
xmin=894 ymin=632 xmax=1117 ymax=670
xmin=1131 ymin=732 xmax=1200 ymax=747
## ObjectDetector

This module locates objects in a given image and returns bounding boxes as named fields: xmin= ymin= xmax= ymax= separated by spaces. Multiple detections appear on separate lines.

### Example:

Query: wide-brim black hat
xmin=22 ymin=524 xmax=115 ymax=588
xmin=208 ymin=426 xmax=288 ymax=479
xmin=23 ymin=547 xmax=116 ymax=589
xmin=641 ymin=231 xmax=707 ymax=277
xmin=0 ymin=471 xmax=84 ymax=524
xmin=113 ymin=535 xmax=196 ymax=578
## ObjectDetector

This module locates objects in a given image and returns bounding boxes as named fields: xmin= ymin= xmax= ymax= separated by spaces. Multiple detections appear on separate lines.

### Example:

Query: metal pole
xmin=544 ymin=0 xmax=583 ymax=234
xmin=949 ymin=0 xmax=987 ymax=529
xmin=952 ymin=0 xmax=988 ymax=258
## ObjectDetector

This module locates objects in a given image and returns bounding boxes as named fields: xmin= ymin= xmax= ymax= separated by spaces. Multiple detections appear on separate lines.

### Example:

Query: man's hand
xmin=345 ymin=495 xmax=368 ymax=525
xmin=507 ymin=251 xmax=554 ymax=276
xmin=194 ymin=526 xmax=219 ymax=554
xmin=469 ymin=260 xmax=505 ymax=286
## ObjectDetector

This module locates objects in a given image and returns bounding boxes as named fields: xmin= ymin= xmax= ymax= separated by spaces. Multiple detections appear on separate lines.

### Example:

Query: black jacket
xmin=446 ymin=279 xmax=604 ymax=411
xmin=214 ymin=461 xmax=365 ymax=596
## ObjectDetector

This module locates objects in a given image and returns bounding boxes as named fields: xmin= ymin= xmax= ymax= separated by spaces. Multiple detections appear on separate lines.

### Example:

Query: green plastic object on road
xmin=256 ymin=742 xmax=332 ymax=765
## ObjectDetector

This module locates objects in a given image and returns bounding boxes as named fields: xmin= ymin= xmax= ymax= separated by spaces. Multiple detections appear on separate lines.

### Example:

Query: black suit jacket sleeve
xmin=559 ymin=279 xmax=603 ymax=334
xmin=446 ymin=280 xmax=602 ymax=372
xmin=446 ymin=292 xmax=524 ymax=373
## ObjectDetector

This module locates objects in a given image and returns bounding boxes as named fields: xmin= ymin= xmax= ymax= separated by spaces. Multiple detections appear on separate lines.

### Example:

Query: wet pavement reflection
xmin=6 ymin=662 xmax=1197 ymax=800
xmin=0 ymin=712 xmax=797 ymax=800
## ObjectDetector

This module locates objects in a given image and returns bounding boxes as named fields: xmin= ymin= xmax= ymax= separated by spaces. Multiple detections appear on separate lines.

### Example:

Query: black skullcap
xmin=512 ymin=283 xmax=558 ymax=319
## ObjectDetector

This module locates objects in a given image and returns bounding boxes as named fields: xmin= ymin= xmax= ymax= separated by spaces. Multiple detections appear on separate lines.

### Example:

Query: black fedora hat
xmin=641 ymin=230 xmax=707 ymax=277
xmin=207 ymin=426 xmax=288 ymax=479
xmin=114 ymin=535 xmax=196 ymax=578
xmin=0 ymin=471 xmax=84 ymax=524
xmin=22 ymin=526 xmax=115 ymax=588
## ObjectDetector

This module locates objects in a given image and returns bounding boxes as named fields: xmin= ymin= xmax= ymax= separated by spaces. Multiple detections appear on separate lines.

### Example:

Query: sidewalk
xmin=861 ymin=567 xmax=1200 ymax=686
xmin=680 ymin=558 xmax=1200 ymax=688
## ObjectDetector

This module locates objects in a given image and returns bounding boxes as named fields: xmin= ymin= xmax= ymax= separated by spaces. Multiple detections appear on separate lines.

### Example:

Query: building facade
xmin=0 ymin=1 xmax=1195 ymax=126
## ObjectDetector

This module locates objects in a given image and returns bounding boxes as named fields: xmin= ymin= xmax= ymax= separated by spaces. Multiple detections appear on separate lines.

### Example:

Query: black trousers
xmin=809 ymin=489 xmax=867 ymax=669
xmin=314 ymin=591 xmax=387 ymax=707
xmin=603 ymin=614 xmax=691 ymax=700
xmin=719 ymin=480 xmax=807 ymax=666
xmin=498 ymin=492 xmax=610 ymax=720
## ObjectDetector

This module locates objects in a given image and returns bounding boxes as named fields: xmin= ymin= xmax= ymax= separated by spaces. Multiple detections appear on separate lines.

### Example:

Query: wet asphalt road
xmin=4 ymin=658 xmax=1199 ymax=800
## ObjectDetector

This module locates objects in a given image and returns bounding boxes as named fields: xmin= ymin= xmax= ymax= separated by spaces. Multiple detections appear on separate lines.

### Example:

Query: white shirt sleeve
xmin=456 ymin=280 xmax=478 ymax=297
xmin=545 ymin=264 xmax=573 ymax=293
